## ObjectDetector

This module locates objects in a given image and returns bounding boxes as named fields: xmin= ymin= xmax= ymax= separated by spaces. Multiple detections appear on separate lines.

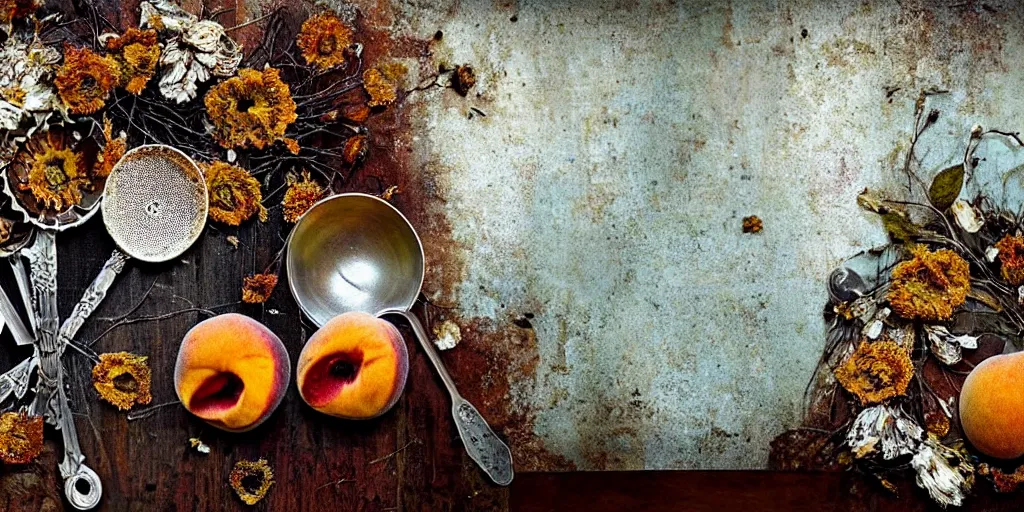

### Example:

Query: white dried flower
xmin=951 ymin=199 xmax=983 ymax=233
xmin=911 ymin=435 xmax=974 ymax=508
xmin=0 ymin=33 xmax=61 ymax=131
xmin=923 ymin=325 xmax=978 ymax=366
xmin=986 ymin=246 xmax=999 ymax=262
xmin=847 ymin=405 xmax=923 ymax=460
xmin=433 ymin=320 xmax=461 ymax=351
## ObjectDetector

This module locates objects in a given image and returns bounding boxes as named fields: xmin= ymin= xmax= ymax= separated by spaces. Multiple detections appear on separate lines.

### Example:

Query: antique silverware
xmin=287 ymin=193 xmax=515 ymax=486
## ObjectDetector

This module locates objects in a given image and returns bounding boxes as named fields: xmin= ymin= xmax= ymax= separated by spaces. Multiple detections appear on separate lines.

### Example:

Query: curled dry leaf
xmin=928 ymin=164 xmax=964 ymax=211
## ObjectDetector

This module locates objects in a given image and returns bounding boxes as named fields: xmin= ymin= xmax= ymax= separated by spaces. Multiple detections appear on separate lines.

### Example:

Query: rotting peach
xmin=297 ymin=312 xmax=408 ymax=419
xmin=174 ymin=313 xmax=290 ymax=432
xmin=960 ymin=352 xmax=1024 ymax=459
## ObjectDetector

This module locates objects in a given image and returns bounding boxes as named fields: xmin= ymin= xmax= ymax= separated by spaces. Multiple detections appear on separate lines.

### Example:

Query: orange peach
xmin=174 ymin=313 xmax=290 ymax=432
xmin=297 ymin=312 xmax=408 ymax=419
xmin=960 ymin=352 xmax=1024 ymax=458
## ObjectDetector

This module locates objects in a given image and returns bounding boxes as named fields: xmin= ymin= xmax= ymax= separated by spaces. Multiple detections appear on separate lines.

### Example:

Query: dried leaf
xmin=928 ymin=164 xmax=964 ymax=211
xmin=881 ymin=211 xmax=919 ymax=240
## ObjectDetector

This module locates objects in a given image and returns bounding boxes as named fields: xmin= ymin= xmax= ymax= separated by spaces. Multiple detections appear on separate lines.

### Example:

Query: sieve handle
xmin=59 ymin=249 xmax=130 ymax=346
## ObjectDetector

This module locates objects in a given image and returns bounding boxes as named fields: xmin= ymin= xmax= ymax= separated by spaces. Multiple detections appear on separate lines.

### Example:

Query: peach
xmin=960 ymin=352 xmax=1024 ymax=458
xmin=174 ymin=313 xmax=290 ymax=432
xmin=297 ymin=312 xmax=408 ymax=419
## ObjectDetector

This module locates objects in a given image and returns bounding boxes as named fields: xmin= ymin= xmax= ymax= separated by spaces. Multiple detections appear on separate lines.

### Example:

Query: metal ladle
xmin=287 ymin=193 xmax=514 ymax=486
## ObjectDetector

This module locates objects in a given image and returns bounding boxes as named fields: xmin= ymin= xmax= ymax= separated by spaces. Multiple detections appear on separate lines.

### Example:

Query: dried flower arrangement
xmin=773 ymin=90 xmax=1024 ymax=507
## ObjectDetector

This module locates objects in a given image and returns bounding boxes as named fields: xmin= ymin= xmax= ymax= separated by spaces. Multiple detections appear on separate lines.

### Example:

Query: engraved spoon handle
xmin=59 ymin=249 xmax=130 ymax=344
xmin=381 ymin=308 xmax=514 ymax=486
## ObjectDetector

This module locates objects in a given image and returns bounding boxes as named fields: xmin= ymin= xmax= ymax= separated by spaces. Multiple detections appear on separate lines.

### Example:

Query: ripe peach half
xmin=297 ymin=312 xmax=409 ymax=419
xmin=174 ymin=313 xmax=290 ymax=432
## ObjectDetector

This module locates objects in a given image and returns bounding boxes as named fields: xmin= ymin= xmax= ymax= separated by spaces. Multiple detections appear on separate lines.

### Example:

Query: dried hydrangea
xmin=297 ymin=12 xmax=353 ymax=70
xmin=15 ymin=131 xmax=89 ymax=211
xmin=104 ymin=28 xmax=161 ymax=95
xmin=203 ymin=161 xmax=267 ymax=226
xmin=846 ymin=405 xmax=923 ymax=460
xmin=887 ymin=245 xmax=969 ymax=322
xmin=242 ymin=273 xmax=278 ymax=304
xmin=230 ymin=458 xmax=274 ymax=505
xmin=140 ymin=0 xmax=242 ymax=103
xmin=911 ymin=435 xmax=974 ymax=508
xmin=92 ymin=352 xmax=153 ymax=410
xmin=834 ymin=340 xmax=913 ymax=405
xmin=55 ymin=44 xmax=118 ymax=115
xmin=204 ymin=67 xmax=298 ymax=150
xmin=0 ymin=33 xmax=61 ymax=130
xmin=281 ymin=171 xmax=324 ymax=223
xmin=995 ymin=234 xmax=1024 ymax=285
xmin=0 ymin=412 xmax=43 ymax=464
xmin=363 ymin=68 xmax=397 ymax=108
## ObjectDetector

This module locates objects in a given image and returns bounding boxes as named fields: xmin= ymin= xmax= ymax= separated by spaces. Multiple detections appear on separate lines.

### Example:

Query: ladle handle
xmin=381 ymin=308 xmax=515 ymax=486
xmin=59 ymin=249 xmax=130 ymax=346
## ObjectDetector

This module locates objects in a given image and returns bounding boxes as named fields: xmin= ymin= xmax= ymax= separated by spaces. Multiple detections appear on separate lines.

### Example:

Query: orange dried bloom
xmin=203 ymin=161 xmax=267 ymax=226
xmin=94 ymin=118 xmax=126 ymax=178
xmin=204 ymin=67 xmax=297 ymax=150
xmin=834 ymin=340 xmax=913 ymax=405
xmin=995 ymin=234 xmax=1024 ymax=285
xmin=92 ymin=352 xmax=152 ymax=410
xmin=342 ymin=134 xmax=368 ymax=167
xmin=296 ymin=12 xmax=353 ymax=70
xmin=20 ymin=135 xmax=88 ymax=210
xmin=0 ymin=412 xmax=43 ymax=464
xmin=242 ymin=273 xmax=278 ymax=303
xmin=105 ymin=28 xmax=160 ymax=95
xmin=363 ymin=68 xmax=397 ymax=108
xmin=887 ymin=245 xmax=970 ymax=322
xmin=230 ymin=458 xmax=274 ymax=505
xmin=742 ymin=215 xmax=763 ymax=233
xmin=55 ymin=44 xmax=117 ymax=114
xmin=281 ymin=171 xmax=324 ymax=223
xmin=0 ymin=0 xmax=39 ymax=24
xmin=979 ymin=464 xmax=1024 ymax=493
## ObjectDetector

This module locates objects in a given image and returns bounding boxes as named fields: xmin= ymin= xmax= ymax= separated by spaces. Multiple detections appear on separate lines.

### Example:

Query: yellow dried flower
xmin=282 ymin=171 xmax=324 ymax=223
xmin=363 ymin=68 xmax=397 ymax=108
xmin=105 ymin=28 xmax=160 ymax=95
xmin=296 ymin=12 xmax=353 ymax=70
xmin=1 ymin=86 xmax=26 ymax=107
xmin=834 ymin=340 xmax=914 ymax=405
xmin=0 ymin=412 xmax=43 ymax=464
xmin=20 ymin=135 xmax=88 ymax=210
xmin=242 ymin=273 xmax=278 ymax=304
xmin=95 ymin=118 xmax=126 ymax=178
xmin=55 ymin=44 xmax=118 ymax=115
xmin=203 ymin=161 xmax=267 ymax=226
xmin=230 ymin=458 xmax=274 ymax=505
xmin=92 ymin=352 xmax=153 ymax=410
xmin=995 ymin=234 xmax=1024 ymax=285
xmin=887 ymin=245 xmax=970 ymax=322
xmin=204 ymin=67 xmax=297 ymax=150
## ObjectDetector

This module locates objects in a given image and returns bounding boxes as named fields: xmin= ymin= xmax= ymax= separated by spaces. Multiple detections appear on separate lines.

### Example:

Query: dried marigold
xmin=887 ymin=245 xmax=970 ymax=322
xmin=230 ymin=458 xmax=274 ymax=505
xmin=242 ymin=273 xmax=278 ymax=304
xmin=105 ymin=28 xmax=160 ymax=95
xmin=20 ymin=135 xmax=88 ymax=210
xmin=204 ymin=67 xmax=297 ymax=150
xmin=92 ymin=352 xmax=153 ymax=410
xmin=363 ymin=68 xmax=397 ymax=108
xmin=203 ymin=161 xmax=267 ymax=226
xmin=995 ymin=234 xmax=1024 ymax=285
xmin=834 ymin=340 xmax=914 ymax=405
xmin=0 ymin=412 xmax=43 ymax=464
xmin=296 ymin=12 xmax=353 ymax=70
xmin=95 ymin=117 xmax=126 ymax=178
xmin=282 ymin=171 xmax=324 ymax=223
xmin=55 ymin=44 xmax=117 ymax=115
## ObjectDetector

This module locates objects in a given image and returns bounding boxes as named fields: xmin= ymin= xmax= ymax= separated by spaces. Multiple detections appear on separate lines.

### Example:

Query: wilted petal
xmin=951 ymin=199 xmax=983 ymax=233
xmin=911 ymin=436 xmax=974 ymax=508
xmin=847 ymin=405 xmax=923 ymax=460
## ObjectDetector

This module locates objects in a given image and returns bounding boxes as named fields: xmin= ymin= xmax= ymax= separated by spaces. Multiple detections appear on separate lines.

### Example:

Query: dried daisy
xmin=203 ymin=161 xmax=267 ymax=226
xmin=16 ymin=132 xmax=89 ymax=211
xmin=363 ymin=68 xmax=397 ymax=108
xmin=282 ymin=171 xmax=324 ymax=223
xmin=95 ymin=117 xmax=126 ymax=178
xmin=887 ymin=245 xmax=969 ymax=322
xmin=0 ymin=412 xmax=43 ymax=464
xmin=104 ymin=28 xmax=161 ymax=95
xmin=242 ymin=273 xmax=278 ymax=304
xmin=230 ymin=458 xmax=274 ymax=505
xmin=92 ymin=352 xmax=153 ymax=410
xmin=204 ymin=67 xmax=298 ymax=150
xmin=297 ymin=12 xmax=353 ymax=70
xmin=834 ymin=340 xmax=913 ymax=405
xmin=55 ymin=44 xmax=118 ymax=115
xmin=995 ymin=234 xmax=1024 ymax=285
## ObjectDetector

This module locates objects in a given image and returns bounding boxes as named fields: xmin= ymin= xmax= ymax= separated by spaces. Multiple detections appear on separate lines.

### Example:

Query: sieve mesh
xmin=101 ymin=146 xmax=208 ymax=262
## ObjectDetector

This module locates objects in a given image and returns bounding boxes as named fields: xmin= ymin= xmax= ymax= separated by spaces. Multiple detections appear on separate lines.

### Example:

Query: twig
xmin=315 ymin=477 xmax=355 ymax=491
xmin=369 ymin=440 xmax=419 ymax=465
xmin=86 ymin=307 xmax=217 ymax=347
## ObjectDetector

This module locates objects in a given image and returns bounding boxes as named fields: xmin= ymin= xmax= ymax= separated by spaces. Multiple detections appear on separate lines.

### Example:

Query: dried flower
xmin=834 ymin=340 xmax=913 ymax=405
xmin=887 ymin=245 xmax=970 ymax=322
xmin=92 ymin=352 xmax=153 ymax=410
xmin=297 ymin=12 xmax=353 ymax=70
xmin=742 ymin=215 xmax=762 ymax=233
xmin=846 ymin=405 xmax=923 ymax=460
xmin=996 ymin=234 xmax=1024 ymax=285
xmin=17 ymin=132 xmax=89 ymax=211
xmin=453 ymin=64 xmax=476 ymax=96
xmin=95 ymin=117 xmax=126 ymax=178
xmin=0 ymin=412 xmax=43 ymax=464
xmin=342 ymin=134 xmax=368 ymax=167
xmin=0 ymin=0 xmax=39 ymax=26
xmin=242 ymin=273 xmax=278 ymax=304
xmin=363 ymin=68 xmax=397 ymax=108
xmin=380 ymin=185 xmax=398 ymax=201
xmin=55 ymin=44 xmax=117 ymax=115
xmin=950 ymin=199 xmax=983 ymax=233
xmin=281 ymin=171 xmax=324 ymax=223
xmin=0 ymin=34 xmax=60 ymax=129
xmin=0 ymin=217 xmax=13 ymax=244
xmin=104 ymin=28 xmax=161 ymax=95
xmin=925 ymin=410 xmax=951 ymax=438
xmin=203 ymin=161 xmax=267 ymax=226
xmin=204 ymin=67 xmax=298 ymax=150
xmin=230 ymin=458 xmax=274 ymax=505
xmin=978 ymin=464 xmax=1024 ymax=493
xmin=923 ymin=325 xmax=978 ymax=366
xmin=911 ymin=435 xmax=974 ymax=508
xmin=189 ymin=437 xmax=211 ymax=454
xmin=433 ymin=319 xmax=462 ymax=351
